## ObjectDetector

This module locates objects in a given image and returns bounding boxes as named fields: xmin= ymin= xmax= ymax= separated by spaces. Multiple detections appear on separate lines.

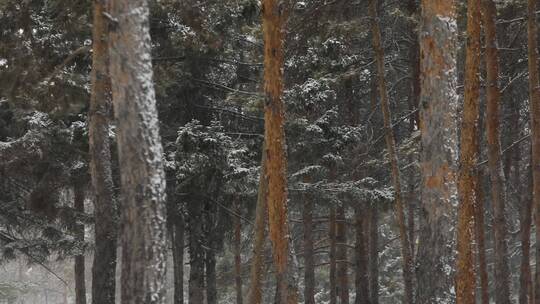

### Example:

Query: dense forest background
xmin=0 ymin=0 xmax=539 ymax=303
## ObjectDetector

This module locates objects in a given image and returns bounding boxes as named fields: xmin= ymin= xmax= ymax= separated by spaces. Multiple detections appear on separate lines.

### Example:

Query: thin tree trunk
xmin=205 ymin=245 xmax=217 ymax=304
xmin=234 ymin=198 xmax=243 ymax=304
xmin=526 ymin=0 xmax=540 ymax=302
xmin=519 ymin=164 xmax=533 ymax=304
xmin=187 ymin=200 xmax=205 ymax=304
xmin=368 ymin=206 xmax=379 ymax=304
xmin=456 ymin=0 xmax=481 ymax=303
xmin=354 ymin=205 xmax=369 ymax=304
xmin=172 ymin=213 xmax=184 ymax=304
xmin=303 ymin=187 xmax=315 ymax=304
xmin=329 ymin=207 xmax=337 ymax=304
xmin=417 ymin=1 xmax=459 ymax=303
xmin=406 ymin=0 xmax=420 ymax=259
xmin=247 ymin=152 xmax=267 ymax=304
xmin=369 ymin=1 xmax=414 ymax=303
xmin=205 ymin=199 xmax=218 ymax=304
xmin=481 ymin=1 xmax=512 ymax=302
xmin=74 ymin=185 xmax=86 ymax=304
xmin=261 ymin=0 xmax=293 ymax=302
xmin=89 ymin=1 xmax=117 ymax=303
xmin=474 ymin=172 xmax=489 ymax=304
xmin=336 ymin=206 xmax=349 ymax=304
xmin=109 ymin=0 xmax=168 ymax=303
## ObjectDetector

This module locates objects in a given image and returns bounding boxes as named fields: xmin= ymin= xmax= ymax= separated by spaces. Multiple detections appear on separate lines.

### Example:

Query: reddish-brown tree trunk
xmin=481 ymin=1 xmax=512 ymax=303
xmin=261 ymin=0 xmax=293 ymax=302
xmin=369 ymin=1 xmax=414 ymax=303
xmin=474 ymin=172 xmax=489 ymax=304
xmin=456 ymin=0 xmax=481 ymax=303
xmin=247 ymin=154 xmax=268 ymax=304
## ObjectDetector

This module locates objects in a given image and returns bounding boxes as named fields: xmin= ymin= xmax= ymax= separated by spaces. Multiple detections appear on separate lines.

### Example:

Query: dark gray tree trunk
xmin=108 ymin=0 xmax=168 ymax=302
xmin=354 ymin=205 xmax=369 ymax=304
xmin=368 ymin=206 xmax=379 ymax=304
xmin=172 ymin=214 xmax=184 ymax=304
xmin=89 ymin=1 xmax=117 ymax=304
xmin=187 ymin=200 xmax=205 ymax=304
xmin=303 ymin=191 xmax=315 ymax=304
xmin=74 ymin=185 xmax=86 ymax=304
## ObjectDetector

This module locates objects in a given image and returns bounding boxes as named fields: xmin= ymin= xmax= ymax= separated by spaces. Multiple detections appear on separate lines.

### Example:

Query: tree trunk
xmin=205 ymin=199 xmax=218 ymax=304
xmin=406 ymin=0 xmax=420 ymax=260
xmin=172 ymin=213 xmax=184 ymax=304
xmin=519 ymin=164 xmax=533 ymax=304
xmin=526 ymin=0 xmax=540 ymax=303
xmin=329 ymin=207 xmax=337 ymax=304
xmin=302 ymin=189 xmax=315 ymax=304
xmin=234 ymin=198 xmax=243 ymax=304
xmin=109 ymin=0 xmax=168 ymax=302
xmin=417 ymin=1 xmax=459 ymax=303
xmin=89 ymin=1 xmax=117 ymax=303
xmin=205 ymin=246 xmax=217 ymax=304
xmin=74 ymin=185 xmax=86 ymax=304
xmin=354 ymin=205 xmax=369 ymax=304
xmin=368 ymin=206 xmax=379 ymax=304
xmin=187 ymin=200 xmax=205 ymax=304
xmin=336 ymin=206 xmax=349 ymax=304
xmin=474 ymin=172 xmax=489 ymax=304
xmin=481 ymin=1 xmax=512 ymax=303
xmin=456 ymin=1 xmax=481 ymax=303
xmin=369 ymin=1 xmax=414 ymax=303
xmin=261 ymin=0 xmax=293 ymax=302
xmin=246 ymin=153 xmax=267 ymax=304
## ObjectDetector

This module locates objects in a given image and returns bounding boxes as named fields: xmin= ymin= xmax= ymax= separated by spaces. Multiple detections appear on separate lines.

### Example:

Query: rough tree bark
xmin=261 ymin=0 xmax=294 ymax=302
xmin=74 ymin=185 xmax=86 ymax=304
xmin=89 ymin=1 xmax=117 ymax=303
xmin=456 ymin=0 xmax=481 ymax=303
xmin=354 ymin=204 xmax=369 ymax=304
xmin=369 ymin=1 xmax=414 ymax=303
xmin=368 ymin=206 xmax=379 ymax=304
xmin=108 ymin=0 xmax=168 ymax=303
xmin=302 ymin=186 xmax=315 ymax=304
xmin=526 ymin=0 xmax=540 ymax=302
xmin=247 ymin=152 xmax=267 ymax=304
xmin=417 ymin=1 xmax=459 ymax=303
xmin=406 ymin=0 xmax=420 ymax=261
xmin=519 ymin=164 xmax=533 ymax=304
xmin=187 ymin=200 xmax=205 ymax=303
xmin=336 ymin=206 xmax=349 ymax=304
xmin=329 ymin=207 xmax=337 ymax=304
xmin=474 ymin=172 xmax=489 ymax=304
xmin=172 ymin=213 xmax=184 ymax=304
xmin=481 ymin=1 xmax=512 ymax=303
xmin=234 ymin=197 xmax=243 ymax=304
xmin=205 ymin=200 xmax=218 ymax=304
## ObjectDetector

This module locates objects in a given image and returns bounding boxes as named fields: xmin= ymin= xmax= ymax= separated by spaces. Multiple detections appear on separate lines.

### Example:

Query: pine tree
xmin=108 ymin=0 xmax=168 ymax=303
xmin=89 ymin=1 xmax=117 ymax=303
xmin=417 ymin=1 xmax=459 ymax=302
